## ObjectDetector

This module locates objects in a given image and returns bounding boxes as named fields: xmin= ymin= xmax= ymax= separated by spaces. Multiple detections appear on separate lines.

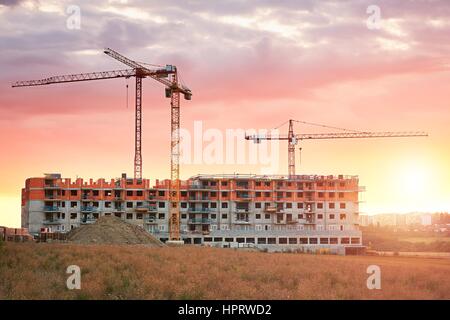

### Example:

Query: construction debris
xmin=0 ymin=226 xmax=33 ymax=242
xmin=38 ymin=228 xmax=66 ymax=243
xmin=67 ymin=216 xmax=163 ymax=246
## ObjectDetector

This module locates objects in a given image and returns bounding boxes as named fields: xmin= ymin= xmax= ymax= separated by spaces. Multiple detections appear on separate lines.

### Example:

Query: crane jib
xmin=245 ymin=120 xmax=428 ymax=178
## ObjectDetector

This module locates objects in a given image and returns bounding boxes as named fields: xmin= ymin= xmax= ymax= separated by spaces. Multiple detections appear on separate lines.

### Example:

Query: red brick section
xmin=22 ymin=175 xmax=359 ymax=203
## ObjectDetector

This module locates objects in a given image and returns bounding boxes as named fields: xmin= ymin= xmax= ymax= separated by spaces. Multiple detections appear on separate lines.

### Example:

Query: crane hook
xmin=299 ymin=147 xmax=302 ymax=165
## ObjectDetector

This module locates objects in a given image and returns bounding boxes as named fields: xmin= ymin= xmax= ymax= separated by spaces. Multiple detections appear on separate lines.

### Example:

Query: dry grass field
xmin=0 ymin=242 xmax=449 ymax=300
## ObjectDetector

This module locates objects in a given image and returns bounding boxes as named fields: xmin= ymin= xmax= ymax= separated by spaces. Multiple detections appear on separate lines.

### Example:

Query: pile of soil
xmin=67 ymin=216 xmax=163 ymax=246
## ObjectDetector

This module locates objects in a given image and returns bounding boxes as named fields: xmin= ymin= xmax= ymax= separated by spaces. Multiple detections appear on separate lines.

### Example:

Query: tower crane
xmin=12 ymin=48 xmax=192 ymax=242
xmin=245 ymin=119 xmax=428 ymax=178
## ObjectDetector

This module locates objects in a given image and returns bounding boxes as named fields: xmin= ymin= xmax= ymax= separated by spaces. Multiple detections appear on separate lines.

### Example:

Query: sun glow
xmin=377 ymin=158 xmax=438 ymax=213
xmin=398 ymin=163 xmax=430 ymax=197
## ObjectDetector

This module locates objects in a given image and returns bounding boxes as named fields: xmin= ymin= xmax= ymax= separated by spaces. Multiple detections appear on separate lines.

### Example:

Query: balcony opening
xmin=245 ymin=237 xmax=255 ymax=243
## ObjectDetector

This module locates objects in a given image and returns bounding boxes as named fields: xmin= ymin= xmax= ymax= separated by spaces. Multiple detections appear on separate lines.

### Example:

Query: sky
xmin=0 ymin=0 xmax=449 ymax=227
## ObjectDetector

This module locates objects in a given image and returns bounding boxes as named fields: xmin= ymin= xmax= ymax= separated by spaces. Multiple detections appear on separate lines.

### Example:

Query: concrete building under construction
xmin=21 ymin=173 xmax=365 ymax=254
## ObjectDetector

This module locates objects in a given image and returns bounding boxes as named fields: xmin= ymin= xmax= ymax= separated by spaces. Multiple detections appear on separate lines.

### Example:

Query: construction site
xmin=10 ymin=48 xmax=429 ymax=255
xmin=3 ymin=0 xmax=450 ymax=305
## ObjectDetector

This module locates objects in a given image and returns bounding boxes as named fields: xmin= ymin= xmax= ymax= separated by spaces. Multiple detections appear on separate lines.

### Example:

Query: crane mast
xmin=135 ymin=76 xmax=143 ymax=179
xmin=288 ymin=119 xmax=296 ymax=177
xmin=246 ymin=119 xmax=428 ymax=177
xmin=169 ymin=71 xmax=181 ymax=241
xmin=103 ymin=48 xmax=191 ymax=241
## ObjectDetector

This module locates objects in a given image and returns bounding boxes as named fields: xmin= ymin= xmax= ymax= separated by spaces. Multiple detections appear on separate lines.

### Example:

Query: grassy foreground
xmin=0 ymin=243 xmax=449 ymax=300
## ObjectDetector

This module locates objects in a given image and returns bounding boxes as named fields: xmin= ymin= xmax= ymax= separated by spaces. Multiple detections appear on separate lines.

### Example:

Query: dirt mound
xmin=67 ymin=216 xmax=164 ymax=246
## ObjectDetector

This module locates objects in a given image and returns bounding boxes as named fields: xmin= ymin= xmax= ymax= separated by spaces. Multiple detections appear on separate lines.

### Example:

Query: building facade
xmin=22 ymin=173 xmax=364 ymax=253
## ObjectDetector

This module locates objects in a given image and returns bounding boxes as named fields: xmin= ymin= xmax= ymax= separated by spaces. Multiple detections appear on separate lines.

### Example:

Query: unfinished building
xmin=21 ymin=173 xmax=365 ymax=254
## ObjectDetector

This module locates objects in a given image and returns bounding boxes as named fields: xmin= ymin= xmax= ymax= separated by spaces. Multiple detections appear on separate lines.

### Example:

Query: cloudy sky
xmin=1 ymin=0 xmax=449 ymax=226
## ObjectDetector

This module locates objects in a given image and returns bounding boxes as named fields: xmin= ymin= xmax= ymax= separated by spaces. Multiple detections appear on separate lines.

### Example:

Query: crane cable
xmin=178 ymin=71 xmax=187 ymax=88
xmin=292 ymin=119 xmax=366 ymax=133
xmin=136 ymin=60 xmax=164 ymax=68
xmin=299 ymin=147 xmax=302 ymax=165
xmin=137 ymin=60 xmax=188 ymax=90
xmin=273 ymin=119 xmax=367 ymax=133
xmin=273 ymin=120 xmax=290 ymax=130
xmin=137 ymin=60 xmax=189 ymax=90
xmin=126 ymin=81 xmax=129 ymax=109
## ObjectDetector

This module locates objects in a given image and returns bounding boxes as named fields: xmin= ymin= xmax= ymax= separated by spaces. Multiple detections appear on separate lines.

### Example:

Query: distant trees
xmin=433 ymin=213 xmax=450 ymax=224
xmin=361 ymin=226 xmax=450 ymax=252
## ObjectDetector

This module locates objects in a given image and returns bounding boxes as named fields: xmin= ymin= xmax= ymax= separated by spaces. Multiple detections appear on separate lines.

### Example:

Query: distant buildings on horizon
xmin=359 ymin=212 xmax=450 ymax=229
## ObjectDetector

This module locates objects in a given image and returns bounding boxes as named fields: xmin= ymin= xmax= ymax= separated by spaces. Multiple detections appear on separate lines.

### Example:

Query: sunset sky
xmin=1 ymin=0 xmax=449 ymax=227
